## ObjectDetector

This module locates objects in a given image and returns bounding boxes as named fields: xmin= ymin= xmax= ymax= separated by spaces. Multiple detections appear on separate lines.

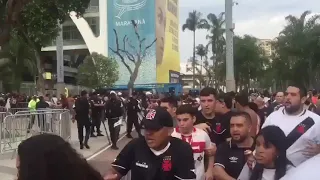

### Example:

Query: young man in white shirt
xmin=171 ymin=104 xmax=215 ymax=180
xmin=262 ymin=84 xmax=320 ymax=167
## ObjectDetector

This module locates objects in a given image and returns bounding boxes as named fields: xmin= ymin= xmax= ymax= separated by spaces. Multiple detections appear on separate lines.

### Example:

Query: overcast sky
xmin=179 ymin=0 xmax=320 ymax=62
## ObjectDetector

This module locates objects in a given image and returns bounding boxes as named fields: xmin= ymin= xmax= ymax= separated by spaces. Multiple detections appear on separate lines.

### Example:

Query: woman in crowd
xmin=16 ymin=134 xmax=103 ymax=180
xmin=240 ymin=125 xmax=293 ymax=180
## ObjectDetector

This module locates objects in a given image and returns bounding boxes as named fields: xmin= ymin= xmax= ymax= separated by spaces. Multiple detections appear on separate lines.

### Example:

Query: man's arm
xmin=213 ymin=144 xmax=235 ymax=180
xmin=204 ymin=132 xmax=214 ymax=179
xmin=213 ymin=166 xmax=235 ymax=180
xmin=105 ymin=139 xmax=136 ymax=179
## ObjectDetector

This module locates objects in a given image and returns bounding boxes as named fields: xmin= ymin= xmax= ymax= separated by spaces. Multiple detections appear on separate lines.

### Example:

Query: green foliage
xmin=266 ymin=10 xmax=320 ymax=90
xmin=77 ymin=53 xmax=119 ymax=89
xmin=0 ymin=30 xmax=37 ymax=91
xmin=19 ymin=0 xmax=91 ymax=48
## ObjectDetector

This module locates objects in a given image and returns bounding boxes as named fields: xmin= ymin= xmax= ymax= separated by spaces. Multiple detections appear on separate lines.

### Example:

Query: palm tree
xmin=201 ymin=12 xmax=226 ymax=87
xmin=0 ymin=32 xmax=37 ymax=91
xmin=182 ymin=10 xmax=207 ymax=89
xmin=279 ymin=10 xmax=320 ymax=88
xmin=196 ymin=44 xmax=207 ymax=88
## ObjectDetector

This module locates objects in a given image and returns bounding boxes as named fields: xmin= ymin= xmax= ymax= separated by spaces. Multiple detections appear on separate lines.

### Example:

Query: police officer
xmin=90 ymin=92 xmax=104 ymax=137
xmin=74 ymin=90 xmax=91 ymax=149
xmin=105 ymin=91 xmax=123 ymax=150
xmin=126 ymin=92 xmax=142 ymax=138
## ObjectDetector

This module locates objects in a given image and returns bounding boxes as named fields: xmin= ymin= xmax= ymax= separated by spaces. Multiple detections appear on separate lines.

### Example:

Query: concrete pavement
xmin=0 ymin=120 xmax=130 ymax=180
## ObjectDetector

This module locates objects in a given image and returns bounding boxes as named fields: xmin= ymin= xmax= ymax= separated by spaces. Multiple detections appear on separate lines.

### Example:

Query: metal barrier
xmin=0 ymin=109 xmax=71 ymax=154
xmin=8 ymin=108 xmax=30 ymax=114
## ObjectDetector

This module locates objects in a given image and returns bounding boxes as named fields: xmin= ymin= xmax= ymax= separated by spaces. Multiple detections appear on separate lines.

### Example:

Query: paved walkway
xmin=0 ymin=120 xmax=129 ymax=180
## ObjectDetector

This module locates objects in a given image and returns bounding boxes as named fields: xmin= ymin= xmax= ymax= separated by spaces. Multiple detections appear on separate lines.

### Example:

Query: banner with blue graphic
xmin=107 ymin=0 xmax=157 ymax=86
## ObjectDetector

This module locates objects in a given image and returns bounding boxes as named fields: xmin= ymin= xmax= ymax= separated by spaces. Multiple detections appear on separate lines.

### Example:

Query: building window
xmin=86 ymin=17 xmax=100 ymax=37
xmin=63 ymin=26 xmax=83 ymax=41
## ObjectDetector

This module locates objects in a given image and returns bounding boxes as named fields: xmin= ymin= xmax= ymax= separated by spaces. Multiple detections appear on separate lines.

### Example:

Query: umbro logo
xmin=229 ymin=156 xmax=238 ymax=163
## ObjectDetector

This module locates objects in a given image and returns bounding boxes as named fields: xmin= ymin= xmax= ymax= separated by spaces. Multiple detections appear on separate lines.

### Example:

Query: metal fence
xmin=0 ymin=109 xmax=71 ymax=155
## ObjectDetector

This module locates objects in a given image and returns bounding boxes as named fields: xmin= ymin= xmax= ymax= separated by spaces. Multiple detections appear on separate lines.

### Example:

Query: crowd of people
xmin=11 ymin=84 xmax=320 ymax=180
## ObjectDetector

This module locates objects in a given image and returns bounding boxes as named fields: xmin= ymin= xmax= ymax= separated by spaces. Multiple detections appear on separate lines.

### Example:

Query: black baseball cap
xmin=141 ymin=107 xmax=173 ymax=131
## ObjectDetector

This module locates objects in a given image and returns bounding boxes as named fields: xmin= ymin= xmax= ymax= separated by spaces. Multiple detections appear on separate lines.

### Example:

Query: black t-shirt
xmin=195 ymin=111 xmax=230 ymax=145
xmin=75 ymin=97 xmax=90 ymax=120
xmin=214 ymin=140 xmax=255 ymax=179
xmin=90 ymin=98 xmax=102 ymax=115
xmin=111 ymin=137 xmax=196 ymax=180
xmin=214 ymin=111 xmax=235 ymax=146
xmin=257 ymin=107 xmax=268 ymax=129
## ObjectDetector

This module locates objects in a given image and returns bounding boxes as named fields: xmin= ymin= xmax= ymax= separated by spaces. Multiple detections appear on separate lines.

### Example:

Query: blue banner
xmin=107 ymin=0 xmax=156 ymax=86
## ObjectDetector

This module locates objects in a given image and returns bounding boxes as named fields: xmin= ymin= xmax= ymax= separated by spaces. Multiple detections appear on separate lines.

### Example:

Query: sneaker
xmin=97 ymin=133 xmax=104 ymax=136
xmin=91 ymin=134 xmax=97 ymax=137
xmin=126 ymin=134 xmax=133 ymax=138
xmin=80 ymin=144 xmax=84 ymax=150
xmin=111 ymin=145 xmax=119 ymax=150
xmin=85 ymin=144 xmax=90 ymax=149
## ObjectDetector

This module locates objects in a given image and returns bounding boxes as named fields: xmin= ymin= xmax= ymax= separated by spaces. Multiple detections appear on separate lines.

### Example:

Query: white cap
xmin=110 ymin=91 xmax=116 ymax=95
xmin=117 ymin=92 xmax=122 ymax=96
xmin=146 ymin=92 xmax=152 ymax=95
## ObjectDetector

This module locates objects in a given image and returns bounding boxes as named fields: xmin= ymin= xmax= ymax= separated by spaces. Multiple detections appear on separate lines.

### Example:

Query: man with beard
xmin=262 ymin=84 xmax=320 ymax=167
xmin=235 ymin=93 xmax=260 ymax=137
xmin=213 ymin=112 xmax=255 ymax=180
xmin=105 ymin=107 xmax=196 ymax=180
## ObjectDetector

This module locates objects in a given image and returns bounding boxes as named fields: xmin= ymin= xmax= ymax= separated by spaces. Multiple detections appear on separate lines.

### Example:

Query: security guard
xmin=90 ymin=92 xmax=104 ymax=137
xmin=74 ymin=90 xmax=91 ymax=149
xmin=105 ymin=92 xmax=123 ymax=150
xmin=104 ymin=107 xmax=196 ymax=180
xmin=126 ymin=92 xmax=142 ymax=138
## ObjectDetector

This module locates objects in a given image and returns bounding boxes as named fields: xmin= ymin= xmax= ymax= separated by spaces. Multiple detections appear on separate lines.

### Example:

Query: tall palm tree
xmin=201 ymin=12 xmax=226 ymax=87
xmin=280 ymin=10 xmax=320 ymax=88
xmin=182 ymin=10 xmax=206 ymax=89
xmin=196 ymin=44 xmax=207 ymax=88
xmin=0 ymin=32 xmax=37 ymax=91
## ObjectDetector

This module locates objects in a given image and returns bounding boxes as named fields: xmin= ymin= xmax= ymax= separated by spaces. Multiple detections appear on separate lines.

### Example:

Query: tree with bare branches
xmin=109 ymin=21 xmax=157 ymax=93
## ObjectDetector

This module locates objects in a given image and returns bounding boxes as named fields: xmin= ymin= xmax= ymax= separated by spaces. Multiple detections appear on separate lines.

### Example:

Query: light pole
xmin=225 ymin=0 xmax=236 ymax=92
xmin=56 ymin=23 xmax=65 ymax=97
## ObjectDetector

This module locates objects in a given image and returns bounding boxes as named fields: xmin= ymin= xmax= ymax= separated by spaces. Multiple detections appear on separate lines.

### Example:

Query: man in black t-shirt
xmin=213 ymin=112 xmax=255 ymax=180
xmin=105 ymin=107 xmax=196 ymax=180
xmin=214 ymin=93 xmax=235 ymax=146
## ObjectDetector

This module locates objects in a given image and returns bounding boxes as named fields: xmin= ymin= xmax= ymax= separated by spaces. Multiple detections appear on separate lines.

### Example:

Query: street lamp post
xmin=225 ymin=0 xmax=236 ymax=92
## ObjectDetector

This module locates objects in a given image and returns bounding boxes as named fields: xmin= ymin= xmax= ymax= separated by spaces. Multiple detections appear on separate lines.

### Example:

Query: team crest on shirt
xmin=162 ymin=156 xmax=172 ymax=172
xmin=146 ymin=110 xmax=156 ymax=120
xmin=297 ymin=124 xmax=306 ymax=134
xmin=216 ymin=123 xmax=222 ymax=133
xmin=197 ymin=155 xmax=203 ymax=162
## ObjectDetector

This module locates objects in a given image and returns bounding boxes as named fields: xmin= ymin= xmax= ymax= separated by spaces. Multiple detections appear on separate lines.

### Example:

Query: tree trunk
xmin=34 ymin=49 xmax=45 ymax=94
xmin=127 ymin=56 xmax=143 ymax=96
xmin=192 ymin=30 xmax=196 ymax=89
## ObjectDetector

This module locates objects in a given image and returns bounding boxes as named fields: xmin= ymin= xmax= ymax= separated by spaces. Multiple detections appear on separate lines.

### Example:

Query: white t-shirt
xmin=238 ymin=164 xmax=294 ymax=180
xmin=171 ymin=127 xmax=211 ymax=180
xmin=281 ymin=154 xmax=320 ymax=180
xmin=262 ymin=107 xmax=320 ymax=166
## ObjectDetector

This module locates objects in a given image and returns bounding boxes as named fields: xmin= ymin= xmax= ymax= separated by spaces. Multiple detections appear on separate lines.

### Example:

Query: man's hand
xmin=205 ymin=143 xmax=217 ymax=156
xmin=245 ymin=150 xmax=255 ymax=169
xmin=205 ymin=170 xmax=214 ymax=180
xmin=194 ymin=123 xmax=211 ymax=133
xmin=104 ymin=173 xmax=118 ymax=180
xmin=303 ymin=141 xmax=320 ymax=157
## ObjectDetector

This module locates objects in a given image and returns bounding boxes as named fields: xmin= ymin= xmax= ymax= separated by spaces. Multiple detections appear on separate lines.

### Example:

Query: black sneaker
xmin=97 ymin=133 xmax=104 ymax=136
xmin=126 ymin=134 xmax=133 ymax=138
xmin=111 ymin=145 xmax=119 ymax=150
xmin=85 ymin=144 xmax=90 ymax=149
xmin=91 ymin=134 xmax=97 ymax=137
xmin=80 ymin=144 xmax=84 ymax=150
